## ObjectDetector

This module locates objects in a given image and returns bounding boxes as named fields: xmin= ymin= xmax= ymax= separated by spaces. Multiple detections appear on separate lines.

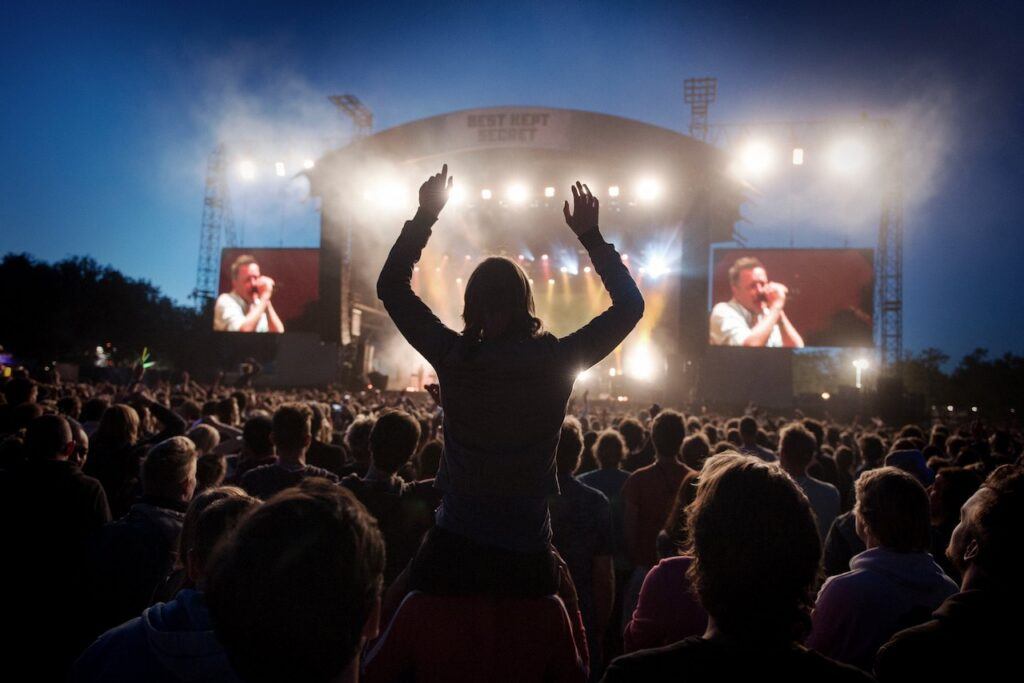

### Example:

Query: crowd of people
xmin=1 ymin=171 xmax=1022 ymax=682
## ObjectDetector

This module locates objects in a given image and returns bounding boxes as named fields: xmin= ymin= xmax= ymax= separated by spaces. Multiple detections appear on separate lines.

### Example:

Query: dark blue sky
xmin=3 ymin=1 xmax=1022 ymax=362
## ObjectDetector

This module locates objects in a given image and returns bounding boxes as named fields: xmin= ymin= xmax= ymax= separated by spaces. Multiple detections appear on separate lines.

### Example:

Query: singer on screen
xmin=213 ymin=254 xmax=285 ymax=333
xmin=709 ymin=256 xmax=803 ymax=347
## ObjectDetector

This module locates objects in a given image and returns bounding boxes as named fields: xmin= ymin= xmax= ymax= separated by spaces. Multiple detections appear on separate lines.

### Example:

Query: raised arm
xmin=376 ymin=165 xmax=460 ymax=366
xmin=558 ymin=182 xmax=644 ymax=369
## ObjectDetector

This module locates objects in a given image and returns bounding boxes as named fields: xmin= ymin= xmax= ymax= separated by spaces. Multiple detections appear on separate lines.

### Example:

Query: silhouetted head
xmin=462 ymin=257 xmax=542 ymax=342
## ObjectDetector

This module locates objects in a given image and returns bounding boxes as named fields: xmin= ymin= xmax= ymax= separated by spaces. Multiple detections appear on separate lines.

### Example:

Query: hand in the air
xmin=562 ymin=181 xmax=599 ymax=236
xmin=419 ymin=164 xmax=454 ymax=218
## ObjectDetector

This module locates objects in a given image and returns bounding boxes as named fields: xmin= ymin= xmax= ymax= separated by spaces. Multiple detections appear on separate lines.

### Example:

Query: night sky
xmin=3 ymin=1 xmax=1022 ymax=363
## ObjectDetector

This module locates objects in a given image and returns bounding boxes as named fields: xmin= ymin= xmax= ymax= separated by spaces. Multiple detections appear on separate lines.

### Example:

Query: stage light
xmin=238 ymin=160 xmax=256 ymax=180
xmin=622 ymin=254 xmax=629 ymax=261
xmin=547 ymin=278 xmax=555 ymax=285
xmin=821 ymin=392 xmax=831 ymax=400
xmin=541 ymin=254 xmax=549 ymax=261
xmin=635 ymin=178 xmax=662 ymax=202
xmin=560 ymin=266 xmax=568 ymax=274
xmin=448 ymin=185 xmax=466 ymax=205
xmin=435 ymin=267 xmax=441 ymax=273
xmin=576 ymin=369 xmax=591 ymax=382
xmin=464 ymin=254 xmax=472 ymax=260
xmin=413 ymin=266 xmax=420 ymax=272
xmin=583 ymin=266 xmax=591 ymax=273
xmin=528 ymin=278 xmax=534 ymax=284
xmin=481 ymin=189 xmax=492 ymax=200
xmin=609 ymin=368 xmax=616 ymax=377
xmin=506 ymin=183 xmax=529 ymax=205
xmin=626 ymin=344 xmax=655 ymax=381
xmin=646 ymin=256 xmax=669 ymax=278
xmin=852 ymin=359 xmax=869 ymax=370
xmin=739 ymin=140 xmax=774 ymax=177
xmin=828 ymin=138 xmax=868 ymax=176
xmin=456 ymin=277 xmax=463 ymax=284
xmin=971 ymin=406 xmax=978 ymax=413
xmin=275 ymin=162 xmax=286 ymax=177
xmin=544 ymin=186 xmax=556 ymax=198
xmin=608 ymin=185 xmax=620 ymax=197
xmin=518 ymin=254 xmax=525 ymax=260
xmin=303 ymin=159 xmax=315 ymax=170
xmin=638 ymin=267 xmax=646 ymax=274
xmin=946 ymin=405 xmax=954 ymax=413
xmin=792 ymin=148 xmax=804 ymax=166
xmin=364 ymin=180 xmax=407 ymax=207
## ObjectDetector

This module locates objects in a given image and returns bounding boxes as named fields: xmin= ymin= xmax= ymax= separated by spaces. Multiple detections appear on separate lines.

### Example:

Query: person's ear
xmin=63 ymin=441 xmax=76 ymax=460
xmin=964 ymin=538 xmax=980 ymax=563
xmin=362 ymin=597 xmax=381 ymax=642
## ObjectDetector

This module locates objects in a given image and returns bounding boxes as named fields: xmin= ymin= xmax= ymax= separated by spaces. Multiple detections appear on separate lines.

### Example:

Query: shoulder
xmin=304 ymin=465 xmax=339 ymax=482
xmin=796 ymin=647 xmax=874 ymax=682
xmin=604 ymin=638 xmax=701 ymax=681
xmin=576 ymin=478 xmax=610 ymax=505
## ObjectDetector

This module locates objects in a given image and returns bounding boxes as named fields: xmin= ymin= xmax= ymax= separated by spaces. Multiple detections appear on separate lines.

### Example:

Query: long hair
xmin=93 ymin=403 xmax=140 ymax=448
xmin=461 ymin=257 xmax=543 ymax=342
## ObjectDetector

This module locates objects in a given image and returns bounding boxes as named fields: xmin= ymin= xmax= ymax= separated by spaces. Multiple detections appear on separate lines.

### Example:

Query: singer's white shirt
xmin=709 ymin=299 xmax=782 ymax=347
xmin=214 ymin=292 xmax=269 ymax=332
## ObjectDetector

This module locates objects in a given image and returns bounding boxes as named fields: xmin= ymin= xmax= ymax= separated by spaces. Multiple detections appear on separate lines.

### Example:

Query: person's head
xmin=177 ymin=399 xmax=202 ymax=423
xmin=555 ymin=417 xmax=584 ymax=475
xmin=68 ymin=417 xmax=89 ymax=467
xmin=946 ymin=465 xmax=1024 ymax=589
xmin=345 ymin=416 xmax=375 ymax=463
xmin=686 ymin=453 xmax=821 ymax=643
xmin=309 ymin=402 xmax=333 ymax=443
xmin=94 ymin=403 xmax=140 ymax=448
xmin=187 ymin=424 xmax=221 ymax=456
xmin=650 ymin=409 xmax=687 ymax=460
xmin=57 ymin=395 xmax=81 ymax=421
xmin=24 ymin=414 xmax=73 ymax=461
xmin=205 ymin=486 xmax=385 ymax=683
xmin=930 ymin=466 xmax=983 ymax=527
xmin=230 ymin=255 xmax=261 ymax=299
xmin=242 ymin=414 xmax=274 ymax=459
xmin=3 ymin=376 xmax=37 ymax=405
xmin=728 ymin=257 xmax=768 ymax=314
xmin=143 ymin=436 xmax=198 ymax=503
xmin=461 ymin=256 xmax=542 ymax=342
xmin=369 ymin=409 xmax=421 ymax=475
xmin=188 ymin=495 xmax=259 ymax=585
xmin=272 ymin=403 xmax=313 ymax=457
xmin=416 ymin=440 xmax=443 ymax=480
xmin=80 ymin=396 xmax=110 ymax=424
xmin=617 ymin=418 xmax=645 ymax=452
xmin=854 ymin=467 xmax=931 ymax=551
xmin=176 ymin=485 xmax=249 ymax=570
xmin=778 ymin=422 xmax=817 ymax=474
xmin=739 ymin=416 xmax=758 ymax=443
xmin=216 ymin=397 xmax=240 ymax=427
xmin=858 ymin=433 xmax=886 ymax=468
xmin=595 ymin=429 xmax=626 ymax=469
xmin=196 ymin=454 xmax=228 ymax=492
xmin=681 ymin=433 xmax=712 ymax=470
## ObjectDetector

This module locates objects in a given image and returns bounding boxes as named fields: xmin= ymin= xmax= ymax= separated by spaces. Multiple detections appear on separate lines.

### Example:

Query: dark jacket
xmin=239 ymin=462 xmax=339 ymax=500
xmin=875 ymin=589 xmax=1023 ymax=682
xmin=378 ymin=210 xmax=643 ymax=550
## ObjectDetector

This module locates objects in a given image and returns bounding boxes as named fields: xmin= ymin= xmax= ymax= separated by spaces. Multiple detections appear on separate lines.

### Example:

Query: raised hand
xmin=562 ymin=181 xmax=599 ymax=236
xmin=256 ymin=276 xmax=275 ymax=301
xmin=764 ymin=282 xmax=788 ymax=310
xmin=418 ymin=163 xmax=454 ymax=218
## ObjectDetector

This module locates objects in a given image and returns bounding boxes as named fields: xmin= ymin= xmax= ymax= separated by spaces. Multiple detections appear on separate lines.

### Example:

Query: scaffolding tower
xmin=192 ymin=144 xmax=236 ymax=306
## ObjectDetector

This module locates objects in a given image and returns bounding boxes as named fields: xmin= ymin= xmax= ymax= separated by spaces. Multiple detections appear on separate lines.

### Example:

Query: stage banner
xmin=443 ymin=108 xmax=572 ymax=152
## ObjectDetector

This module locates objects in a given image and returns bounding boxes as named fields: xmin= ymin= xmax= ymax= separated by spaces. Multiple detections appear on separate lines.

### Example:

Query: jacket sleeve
xmin=376 ymin=209 xmax=460 ymax=367
xmin=557 ymin=227 xmax=644 ymax=370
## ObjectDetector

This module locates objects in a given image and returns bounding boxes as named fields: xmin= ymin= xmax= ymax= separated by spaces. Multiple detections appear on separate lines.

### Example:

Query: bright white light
xmin=828 ymin=138 xmax=869 ymax=176
xmin=792 ymin=148 xmax=804 ymax=166
xmin=821 ymin=392 xmax=831 ymax=400
xmin=560 ymin=266 xmax=568 ymax=274
xmin=464 ymin=254 xmax=472 ymax=260
xmin=547 ymin=278 xmax=555 ymax=285
xmin=583 ymin=266 xmax=591 ymax=273
xmin=646 ymin=256 xmax=669 ymax=278
xmin=481 ymin=189 xmax=492 ymax=200
xmin=541 ymin=254 xmax=549 ymax=261
xmin=275 ymin=162 xmax=286 ymax=177
xmin=609 ymin=368 xmax=617 ymax=377
xmin=626 ymin=344 xmax=655 ymax=381
xmin=971 ymin=406 xmax=978 ymax=413
xmin=576 ymin=369 xmax=591 ymax=382
xmin=608 ymin=185 xmax=620 ymax=197
xmin=739 ymin=140 xmax=774 ymax=177
xmin=635 ymin=178 xmax=662 ymax=202
xmin=506 ymin=184 xmax=529 ymax=204
xmin=946 ymin=405 xmax=954 ymax=412
xmin=413 ymin=266 xmax=420 ymax=272
xmin=238 ymin=160 xmax=256 ymax=180
xmin=364 ymin=181 xmax=407 ymax=207
xmin=622 ymin=254 xmax=629 ymax=261
xmin=303 ymin=159 xmax=315 ymax=170
xmin=852 ymin=359 xmax=870 ymax=370
xmin=448 ymin=185 xmax=467 ymax=205
xmin=518 ymin=254 xmax=525 ymax=260
xmin=544 ymin=186 xmax=556 ymax=198
xmin=456 ymin=277 xmax=463 ymax=284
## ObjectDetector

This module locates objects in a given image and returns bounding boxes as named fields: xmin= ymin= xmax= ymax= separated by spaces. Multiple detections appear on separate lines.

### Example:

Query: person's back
xmin=808 ymin=468 xmax=957 ymax=670
xmin=378 ymin=170 xmax=642 ymax=558
xmin=239 ymin=403 xmax=339 ymax=499
xmin=362 ymin=592 xmax=586 ymax=683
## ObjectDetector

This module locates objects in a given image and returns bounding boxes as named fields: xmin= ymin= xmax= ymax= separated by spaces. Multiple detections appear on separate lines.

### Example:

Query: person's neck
xmin=655 ymin=453 xmax=680 ymax=465
xmin=277 ymin=450 xmax=306 ymax=468
xmin=960 ymin=564 xmax=992 ymax=592
xmin=781 ymin=461 xmax=805 ymax=479
xmin=742 ymin=438 xmax=757 ymax=448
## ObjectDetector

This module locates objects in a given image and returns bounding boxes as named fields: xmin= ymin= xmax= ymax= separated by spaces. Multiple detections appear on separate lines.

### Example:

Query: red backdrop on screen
xmin=218 ymin=248 xmax=319 ymax=328
xmin=710 ymin=248 xmax=874 ymax=348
